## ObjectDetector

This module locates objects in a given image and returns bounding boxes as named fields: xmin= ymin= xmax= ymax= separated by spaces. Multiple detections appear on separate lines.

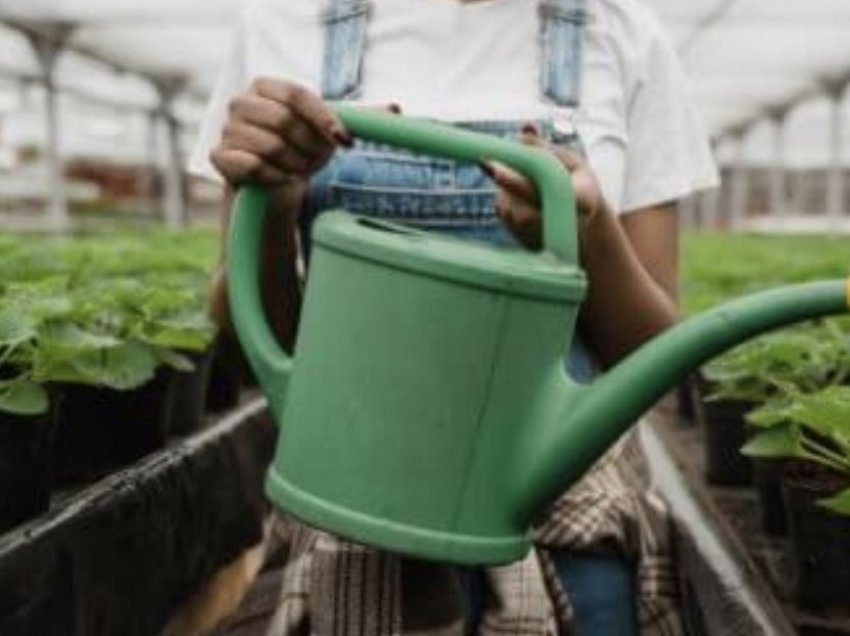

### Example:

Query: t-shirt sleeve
xmin=619 ymin=10 xmax=719 ymax=213
xmin=187 ymin=16 xmax=248 ymax=183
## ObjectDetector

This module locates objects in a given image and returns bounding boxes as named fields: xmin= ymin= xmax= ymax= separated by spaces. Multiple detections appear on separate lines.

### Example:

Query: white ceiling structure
xmin=0 ymin=0 xmax=847 ymax=169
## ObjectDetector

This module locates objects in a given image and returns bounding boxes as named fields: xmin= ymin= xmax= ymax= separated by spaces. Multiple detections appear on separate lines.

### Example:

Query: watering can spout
xmin=515 ymin=279 xmax=850 ymax=522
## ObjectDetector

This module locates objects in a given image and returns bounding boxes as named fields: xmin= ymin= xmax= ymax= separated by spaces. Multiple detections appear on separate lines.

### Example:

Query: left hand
xmin=481 ymin=128 xmax=608 ymax=250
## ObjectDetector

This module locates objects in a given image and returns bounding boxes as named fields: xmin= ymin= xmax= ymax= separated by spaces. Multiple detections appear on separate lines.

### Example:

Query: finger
xmin=480 ymin=160 xmax=539 ymax=207
xmin=252 ymin=78 xmax=352 ymax=146
xmin=494 ymin=189 xmax=512 ymax=223
xmin=554 ymin=147 xmax=583 ymax=172
xmin=222 ymin=121 xmax=317 ymax=176
xmin=229 ymin=93 xmax=336 ymax=159
xmin=210 ymin=148 xmax=288 ymax=187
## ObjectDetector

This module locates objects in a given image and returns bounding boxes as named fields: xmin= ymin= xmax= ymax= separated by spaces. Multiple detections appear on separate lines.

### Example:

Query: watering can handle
xmin=227 ymin=107 xmax=578 ymax=415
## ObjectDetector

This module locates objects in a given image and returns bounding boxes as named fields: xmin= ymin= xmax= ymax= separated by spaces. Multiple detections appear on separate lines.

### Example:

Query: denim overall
xmin=301 ymin=1 xmax=637 ymax=633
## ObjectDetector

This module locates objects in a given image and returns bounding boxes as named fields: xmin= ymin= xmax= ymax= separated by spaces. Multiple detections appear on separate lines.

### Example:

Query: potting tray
xmin=651 ymin=413 xmax=850 ymax=636
xmin=0 ymin=397 xmax=275 ymax=636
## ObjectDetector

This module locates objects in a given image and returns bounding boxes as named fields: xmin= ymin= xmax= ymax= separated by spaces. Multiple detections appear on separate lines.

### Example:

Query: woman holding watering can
xmin=191 ymin=0 xmax=717 ymax=633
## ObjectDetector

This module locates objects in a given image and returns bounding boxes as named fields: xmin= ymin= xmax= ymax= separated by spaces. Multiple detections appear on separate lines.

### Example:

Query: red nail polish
xmin=478 ymin=161 xmax=496 ymax=179
xmin=521 ymin=123 xmax=539 ymax=136
xmin=332 ymin=129 xmax=354 ymax=148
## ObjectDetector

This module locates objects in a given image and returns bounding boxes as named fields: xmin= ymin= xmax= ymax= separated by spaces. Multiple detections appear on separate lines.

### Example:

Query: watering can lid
xmin=313 ymin=211 xmax=587 ymax=302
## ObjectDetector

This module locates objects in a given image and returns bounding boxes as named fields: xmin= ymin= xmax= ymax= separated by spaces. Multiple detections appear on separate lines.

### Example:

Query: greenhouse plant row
xmin=0 ymin=229 xmax=228 ymax=533
xmin=678 ymin=233 xmax=850 ymax=617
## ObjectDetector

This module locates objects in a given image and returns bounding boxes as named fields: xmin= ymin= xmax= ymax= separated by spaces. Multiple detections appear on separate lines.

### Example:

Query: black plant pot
xmin=752 ymin=457 xmax=787 ymax=536
xmin=0 ymin=403 xmax=57 ymax=534
xmin=676 ymin=373 xmax=700 ymax=427
xmin=55 ymin=367 xmax=175 ymax=484
xmin=205 ymin=334 xmax=243 ymax=413
xmin=783 ymin=463 xmax=850 ymax=612
xmin=699 ymin=393 xmax=755 ymax=486
xmin=168 ymin=348 xmax=214 ymax=436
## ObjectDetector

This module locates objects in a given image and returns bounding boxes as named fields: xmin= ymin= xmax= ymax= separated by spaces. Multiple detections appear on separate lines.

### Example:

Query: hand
xmin=211 ymin=78 xmax=357 ymax=187
xmin=481 ymin=128 xmax=608 ymax=250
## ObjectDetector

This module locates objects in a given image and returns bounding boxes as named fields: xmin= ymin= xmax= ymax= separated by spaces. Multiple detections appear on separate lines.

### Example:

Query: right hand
xmin=211 ymin=78 xmax=353 ymax=187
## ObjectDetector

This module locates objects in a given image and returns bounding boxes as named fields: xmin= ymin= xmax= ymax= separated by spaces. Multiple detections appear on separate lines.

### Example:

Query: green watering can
xmin=228 ymin=107 xmax=850 ymax=565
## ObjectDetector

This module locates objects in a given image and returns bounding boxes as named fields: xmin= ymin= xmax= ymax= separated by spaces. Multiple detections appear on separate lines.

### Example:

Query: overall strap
xmin=320 ymin=0 xmax=587 ymax=107
xmin=321 ymin=0 xmax=372 ymax=100
xmin=538 ymin=0 xmax=588 ymax=109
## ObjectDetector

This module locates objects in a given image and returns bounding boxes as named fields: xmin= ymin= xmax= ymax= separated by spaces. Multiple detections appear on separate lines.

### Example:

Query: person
xmin=191 ymin=0 xmax=718 ymax=633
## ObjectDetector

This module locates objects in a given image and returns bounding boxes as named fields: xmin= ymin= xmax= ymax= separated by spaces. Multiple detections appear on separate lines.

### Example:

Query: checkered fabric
xmin=264 ymin=426 xmax=684 ymax=636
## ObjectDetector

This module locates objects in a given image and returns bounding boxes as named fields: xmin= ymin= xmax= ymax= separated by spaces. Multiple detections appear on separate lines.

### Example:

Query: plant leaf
xmin=0 ymin=378 xmax=49 ymax=416
xmin=0 ymin=309 xmax=37 ymax=347
xmin=741 ymin=423 xmax=803 ymax=459
xmin=819 ymin=487 xmax=850 ymax=516
xmin=70 ymin=340 xmax=159 ymax=390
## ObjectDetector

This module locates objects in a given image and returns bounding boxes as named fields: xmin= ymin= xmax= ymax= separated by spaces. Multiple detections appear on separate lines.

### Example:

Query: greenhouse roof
xmin=0 ymin=0 xmax=847 ymax=166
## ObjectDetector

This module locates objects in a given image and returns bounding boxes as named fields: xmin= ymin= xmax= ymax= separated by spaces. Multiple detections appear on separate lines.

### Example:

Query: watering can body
xmin=267 ymin=213 xmax=585 ymax=562
xmin=228 ymin=108 xmax=850 ymax=565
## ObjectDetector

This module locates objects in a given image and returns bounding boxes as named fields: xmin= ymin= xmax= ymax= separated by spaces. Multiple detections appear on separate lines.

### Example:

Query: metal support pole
xmin=164 ymin=112 xmax=184 ymax=229
xmin=26 ymin=24 xmax=75 ymax=231
xmin=729 ymin=131 xmax=749 ymax=231
xmin=153 ymin=75 xmax=188 ymax=229
xmin=826 ymin=84 xmax=846 ymax=228
xmin=768 ymin=110 xmax=788 ymax=223
xmin=702 ymin=137 xmax=721 ymax=230
xmin=700 ymin=188 xmax=721 ymax=231
xmin=145 ymin=110 xmax=161 ymax=213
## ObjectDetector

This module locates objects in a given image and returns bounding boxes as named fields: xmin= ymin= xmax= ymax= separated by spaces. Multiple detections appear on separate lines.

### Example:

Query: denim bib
xmin=303 ymin=0 xmax=595 ymax=380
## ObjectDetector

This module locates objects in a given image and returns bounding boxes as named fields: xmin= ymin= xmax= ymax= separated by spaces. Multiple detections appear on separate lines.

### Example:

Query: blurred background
xmin=0 ymin=0 xmax=847 ymax=233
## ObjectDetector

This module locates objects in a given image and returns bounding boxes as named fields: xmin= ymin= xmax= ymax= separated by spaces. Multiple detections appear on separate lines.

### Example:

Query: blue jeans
xmin=462 ymin=552 xmax=637 ymax=635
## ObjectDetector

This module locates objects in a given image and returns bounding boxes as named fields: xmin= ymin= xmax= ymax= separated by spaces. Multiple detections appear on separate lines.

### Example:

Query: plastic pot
xmin=54 ymin=367 xmax=175 ymax=484
xmin=205 ymin=333 xmax=243 ymax=413
xmin=699 ymin=394 xmax=756 ymax=486
xmin=752 ymin=457 xmax=787 ymax=536
xmin=168 ymin=348 xmax=214 ymax=436
xmin=782 ymin=462 xmax=850 ymax=612
xmin=0 ymin=403 xmax=57 ymax=534
xmin=675 ymin=373 xmax=700 ymax=427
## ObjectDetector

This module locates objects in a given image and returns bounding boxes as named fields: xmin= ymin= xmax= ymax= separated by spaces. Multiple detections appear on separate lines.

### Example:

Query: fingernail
xmin=388 ymin=103 xmax=402 ymax=115
xmin=478 ymin=161 xmax=496 ymax=179
xmin=521 ymin=122 xmax=539 ymax=136
xmin=332 ymin=129 xmax=354 ymax=148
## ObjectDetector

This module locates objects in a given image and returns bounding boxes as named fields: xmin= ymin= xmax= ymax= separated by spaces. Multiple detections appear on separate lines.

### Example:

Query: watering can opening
xmin=314 ymin=210 xmax=587 ymax=302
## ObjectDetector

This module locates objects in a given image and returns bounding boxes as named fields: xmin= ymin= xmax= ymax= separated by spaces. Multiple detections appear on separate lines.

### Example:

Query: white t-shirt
xmin=190 ymin=0 xmax=718 ymax=214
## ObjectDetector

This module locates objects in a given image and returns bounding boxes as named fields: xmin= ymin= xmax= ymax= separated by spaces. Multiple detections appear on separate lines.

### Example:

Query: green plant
xmin=743 ymin=386 xmax=850 ymax=515
xmin=702 ymin=321 xmax=850 ymax=402
xmin=0 ymin=229 xmax=218 ymax=416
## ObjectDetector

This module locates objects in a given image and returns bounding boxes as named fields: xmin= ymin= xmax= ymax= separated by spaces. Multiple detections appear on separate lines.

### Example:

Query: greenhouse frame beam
xmin=766 ymin=107 xmax=788 ymax=221
xmin=678 ymin=0 xmax=741 ymax=58
xmin=25 ymin=22 xmax=75 ymax=231
xmin=0 ymin=18 xmax=209 ymax=104
xmin=153 ymin=74 xmax=189 ymax=230
xmin=145 ymin=110 xmax=161 ymax=209
xmin=728 ymin=127 xmax=749 ymax=231
xmin=823 ymin=78 xmax=848 ymax=228
xmin=0 ymin=65 xmax=190 ymax=124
